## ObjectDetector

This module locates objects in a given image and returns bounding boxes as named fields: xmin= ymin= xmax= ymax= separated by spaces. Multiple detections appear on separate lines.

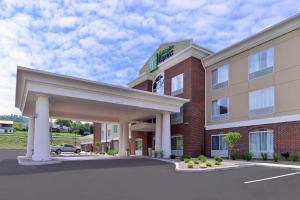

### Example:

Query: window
xmin=211 ymin=135 xmax=227 ymax=151
xmin=211 ymin=134 xmax=228 ymax=157
xmin=212 ymin=64 xmax=228 ymax=89
xmin=152 ymin=74 xmax=164 ymax=95
xmin=171 ymin=135 xmax=183 ymax=150
xmin=249 ymin=129 xmax=274 ymax=158
xmin=135 ymin=138 xmax=142 ymax=150
xmin=113 ymin=125 xmax=118 ymax=133
xmin=171 ymin=73 xmax=183 ymax=96
xmin=212 ymin=97 xmax=229 ymax=121
xmin=171 ymin=106 xmax=183 ymax=124
xmin=248 ymin=47 xmax=274 ymax=79
xmin=249 ymin=87 xmax=274 ymax=116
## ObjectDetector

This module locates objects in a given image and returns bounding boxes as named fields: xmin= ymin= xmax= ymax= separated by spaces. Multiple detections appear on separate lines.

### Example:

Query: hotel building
xmin=16 ymin=14 xmax=300 ymax=162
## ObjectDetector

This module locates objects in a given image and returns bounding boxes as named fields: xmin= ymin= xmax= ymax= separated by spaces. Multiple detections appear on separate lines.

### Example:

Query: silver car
xmin=51 ymin=144 xmax=81 ymax=154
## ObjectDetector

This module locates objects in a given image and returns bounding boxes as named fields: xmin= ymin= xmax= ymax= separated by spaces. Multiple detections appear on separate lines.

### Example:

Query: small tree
xmin=224 ymin=131 xmax=241 ymax=160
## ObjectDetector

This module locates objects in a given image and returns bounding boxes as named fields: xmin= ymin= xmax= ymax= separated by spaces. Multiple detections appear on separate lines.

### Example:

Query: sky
xmin=0 ymin=0 xmax=300 ymax=115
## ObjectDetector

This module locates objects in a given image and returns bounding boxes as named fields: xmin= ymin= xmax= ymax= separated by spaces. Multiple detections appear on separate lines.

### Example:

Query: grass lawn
xmin=0 ymin=131 xmax=82 ymax=149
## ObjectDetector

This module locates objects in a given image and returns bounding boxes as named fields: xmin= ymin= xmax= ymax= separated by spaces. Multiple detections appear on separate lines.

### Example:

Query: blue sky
xmin=0 ymin=0 xmax=300 ymax=115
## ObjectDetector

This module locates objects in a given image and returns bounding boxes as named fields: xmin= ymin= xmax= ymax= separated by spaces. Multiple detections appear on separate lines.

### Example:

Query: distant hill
xmin=0 ymin=115 xmax=28 ymax=123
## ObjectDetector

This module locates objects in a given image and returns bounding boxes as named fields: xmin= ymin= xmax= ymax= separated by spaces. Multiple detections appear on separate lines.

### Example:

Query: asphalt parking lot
xmin=0 ymin=149 xmax=300 ymax=200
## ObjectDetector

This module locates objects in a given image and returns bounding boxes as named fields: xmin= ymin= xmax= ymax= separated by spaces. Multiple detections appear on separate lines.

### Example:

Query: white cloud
xmin=0 ymin=0 xmax=300 ymax=115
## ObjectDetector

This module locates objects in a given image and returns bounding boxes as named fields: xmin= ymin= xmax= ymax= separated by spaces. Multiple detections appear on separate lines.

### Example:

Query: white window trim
xmin=212 ymin=64 xmax=229 ymax=89
xmin=212 ymin=97 xmax=229 ymax=121
xmin=171 ymin=73 xmax=184 ymax=96
xmin=152 ymin=73 xmax=165 ymax=95
xmin=248 ymin=129 xmax=274 ymax=158
xmin=248 ymin=47 xmax=274 ymax=80
xmin=249 ymin=86 xmax=275 ymax=117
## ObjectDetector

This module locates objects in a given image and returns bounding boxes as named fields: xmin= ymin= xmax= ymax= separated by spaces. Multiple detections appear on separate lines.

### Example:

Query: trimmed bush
xmin=206 ymin=161 xmax=212 ymax=167
xmin=193 ymin=159 xmax=199 ymax=165
xmin=198 ymin=155 xmax=207 ymax=163
xmin=273 ymin=153 xmax=279 ymax=162
xmin=107 ymin=149 xmax=118 ymax=156
xmin=180 ymin=154 xmax=191 ymax=161
xmin=242 ymin=152 xmax=253 ymax=161
xmin=215 ymin=161 xmax=221 ymax=165
xmin=290 ymin=152 xmax=300 ymax=162
xmin=184 ymin=159 xmax=190 ymax=163
xmin=230 ymin=151 xmax=239 ymax=160
xmin=170 ymin=154 xmax=176 ymax=159
xmin=261 ymin=152 xmax=268 ymax=160
xmin=214 ymin=156 xmax=223 ymax=162
xmin=187 ymin=163 xmax=194 ymax=168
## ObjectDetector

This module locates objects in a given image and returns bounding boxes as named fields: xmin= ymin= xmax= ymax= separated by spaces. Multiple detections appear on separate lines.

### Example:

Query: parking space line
xmin=244 ymin=172 xmax=300 ymax=184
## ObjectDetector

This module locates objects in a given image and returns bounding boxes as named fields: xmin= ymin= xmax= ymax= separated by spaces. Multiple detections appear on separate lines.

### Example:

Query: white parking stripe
xmin=244 ymin=172 xmax=300 ymax=184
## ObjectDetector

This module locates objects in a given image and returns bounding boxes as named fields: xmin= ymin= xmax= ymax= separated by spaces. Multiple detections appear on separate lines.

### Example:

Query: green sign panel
xmin=148 ymin=45 xmax=174 ymax=72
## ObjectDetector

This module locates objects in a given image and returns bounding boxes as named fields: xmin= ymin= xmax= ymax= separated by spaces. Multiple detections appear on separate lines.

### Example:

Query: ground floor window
xmin=135 ymin=138 xmax=143 ymax=156
xmin=135 ymin=138 xmax=142 ymax=150
xmin=249 ymin=129 xmax=274 ymax=158
xmin=211 ymin=134 xmax=228 ymax=157
xmin=171 ymin=135 xmax=183 ymax=156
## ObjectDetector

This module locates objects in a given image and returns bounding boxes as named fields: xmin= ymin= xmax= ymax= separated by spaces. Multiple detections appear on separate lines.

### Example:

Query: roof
xmin=203 ymin=13 xmax=300 ymax=67
xmin=0 ymin=120 xmax=14 ymax=125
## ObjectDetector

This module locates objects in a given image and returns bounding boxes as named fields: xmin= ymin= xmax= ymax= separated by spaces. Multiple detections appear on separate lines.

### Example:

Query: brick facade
xmin=130 ymin=131 xmax=153 ymax=156
xmin=164 ymin=57 xmax=206 ymax=157
xmin=93 ymin=123 xmax=101 ymax=151
xmin=205 ymin=121 xmax=300 ymax=157
xmin=132 ymin=56 xmax=206 ymax=157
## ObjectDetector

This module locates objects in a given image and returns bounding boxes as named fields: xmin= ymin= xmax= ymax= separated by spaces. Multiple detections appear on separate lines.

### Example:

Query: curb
xmin=146 ymin=157 xmax=255 ymax=172
xmin=253 ymin=162 xmax=300 ymax=170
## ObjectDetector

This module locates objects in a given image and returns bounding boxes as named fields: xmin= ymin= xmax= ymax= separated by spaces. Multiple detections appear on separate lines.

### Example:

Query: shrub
xmin=206 ymin=161 xmax=212 ymax=167
xmin=170 ymin=154 xmax=176 ymax=159
xmin=242 ymin=152 xmax=253 ymax=161
xmin=180 ymin=154 xmax=191 ymax=161
xmin=184 ymin=159 xmax=190 ymax=163
xmin=214 ymin=156 xmax=223 ymax=162
xmin=198 ymin=155 xmax=207 ymax=162
xmin=193 ymin=159 xmax=199 ymax=165
xmin=224 ymin=132 xmax=241 ymax=160
xmin=187 ymin=162 xmax=194 ymax=168
xmin=273 ymin=153 xmax=279 ymax=162
xmin=107 ymin=149 xmax=118 ymax=156
xmin=215 ymin=161 xmax=221 ymax=165
xmin=261 ymin=152 xmax=268 ymax=160
xmin=290 ymin=152 xmax=300 ymax=162
xmin=230 ymin=151 xmax=239 ymax=160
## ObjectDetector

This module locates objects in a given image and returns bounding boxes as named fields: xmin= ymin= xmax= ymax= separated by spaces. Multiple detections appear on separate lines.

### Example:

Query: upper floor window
xmin=171 ymin=73 xmax=183 ymax=96
xmin=171 ymin=106 xmax=183 ymax=124
xmin=153 ymin=74 xmax=164 ymax=95
xmin=212 ymin=97 xmax=229 ymax=121
xmin=249 ymin=87 xmax=274 ymax=116
xmin=113 ymin=125 xmax=118 ymax=133
xmin=212 ymin=64 xmax=229 ymax=89
xmin=248 ymin=47 xmax=274 ymax=80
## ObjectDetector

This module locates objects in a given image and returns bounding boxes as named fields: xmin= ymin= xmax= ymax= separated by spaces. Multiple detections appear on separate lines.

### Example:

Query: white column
xmin=25 ymin=117 xmax=35 ymax=158
xmin=155 ymin=114 xmax=162 ymax=152
xmin=162 ymin=112 xmax=171 ymax=158
xmin=118 ymin=123 xmax=123 ymax=156
xmin=123 ymin=123 xmax=129 ymax=156
xmin=32 ymin=95 xmax=51 ymax=161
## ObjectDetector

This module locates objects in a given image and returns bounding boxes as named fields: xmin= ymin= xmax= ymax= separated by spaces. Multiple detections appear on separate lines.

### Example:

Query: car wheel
xmin=56 ymin=149 xmax=62 ymax=154
xmin=75 ymin=149 xmax=81 ymax=154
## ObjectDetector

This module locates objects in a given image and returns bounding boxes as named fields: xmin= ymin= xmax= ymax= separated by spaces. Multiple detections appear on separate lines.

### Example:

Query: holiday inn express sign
xmin=148 ymin=45 xmax=174 ymax=72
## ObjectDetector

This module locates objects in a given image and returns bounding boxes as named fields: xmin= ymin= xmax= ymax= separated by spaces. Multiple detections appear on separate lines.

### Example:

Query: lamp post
xmin=105 ymin=123 xmax=108 ymax=152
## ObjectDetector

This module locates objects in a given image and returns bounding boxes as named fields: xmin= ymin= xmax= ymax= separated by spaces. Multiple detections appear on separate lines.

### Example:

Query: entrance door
xmin=211 ymin=134 xmax=228 ymax=157
xmin=135 ymin=138 xmax=143 ymax=156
